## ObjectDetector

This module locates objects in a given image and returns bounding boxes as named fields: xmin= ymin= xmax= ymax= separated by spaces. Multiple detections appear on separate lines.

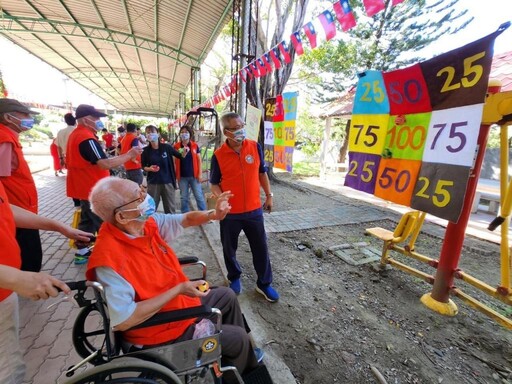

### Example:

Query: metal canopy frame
xmin=1 ymin=0 xmax=233 ymax=116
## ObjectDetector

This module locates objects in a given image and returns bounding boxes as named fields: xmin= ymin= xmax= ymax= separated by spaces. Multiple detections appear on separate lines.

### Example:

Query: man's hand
xmin=263 ymin=195 xmax=273 ymax=213
xmin=179 ymin=280 xmax=209 ymax=298
xmin=127 ymin=146 xmax=143 ymax=160
xmin=214 ymin=191 xmax=233 ymax=220
xmin=13 ymin=270 xmax=70 ymax=300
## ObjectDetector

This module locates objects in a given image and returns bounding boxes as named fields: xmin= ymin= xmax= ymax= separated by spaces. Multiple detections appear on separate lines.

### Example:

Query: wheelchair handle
xmin=64 ymin=280 xmax=88 ymax=291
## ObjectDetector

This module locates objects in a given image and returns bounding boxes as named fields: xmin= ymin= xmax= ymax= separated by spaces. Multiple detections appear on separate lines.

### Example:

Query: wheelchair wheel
xmin=73 ymin=304 xmax=112 ymax=365
xmin=64 ymin=357 xmax=182 ymax=384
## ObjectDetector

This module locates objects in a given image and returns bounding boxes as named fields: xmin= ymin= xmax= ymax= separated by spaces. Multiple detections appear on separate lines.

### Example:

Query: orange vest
xmin=120 ymin=133 xmax=141 ymax=170
xmin=214 ymin=139 xmax=262 ymax=214
xmin=0 ymin=123 xmax=38 ymax=213
xmin=173 ymin=141 xmax=200 ymax=180
xmin=86 ymin=218 xmax=200 ymax=345
xmin=66 ymin=125 xmax=110 ymax=200
xmin=0 ymin=181 xmax=22 ymax=301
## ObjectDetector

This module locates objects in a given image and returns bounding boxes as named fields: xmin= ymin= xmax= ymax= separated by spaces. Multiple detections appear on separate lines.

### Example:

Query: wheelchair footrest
xmin=242 ymin=364 xmax=273 ymax=384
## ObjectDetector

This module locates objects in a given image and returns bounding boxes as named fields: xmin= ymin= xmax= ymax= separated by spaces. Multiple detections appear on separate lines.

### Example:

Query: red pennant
xmin=318 ymin=10 xmax=336 ymax=41
xmin=263 ymin=53 xmax=273 ymax=72
xmin=278 ymin=41 xmax=292 ymax=63
xmin=392 ymin=0 xmax=404 ymax=5
xmin=290 ymin=32 xmax=304 ymax=56
xmin=363 ymin=0 xmax=385 ymax=17
xmin=223 ymin=86 xmax=231 ymax=97
xmin=333 ymin=0 xmax=356 ymax=32
xmin=303 ymin=22 xmax=317 ymax=49
xmin=256 ymin=58 xmax=267 ymax=76
xmin=269 ymin=47 xmax=282 ymax=69
xmin=248 ymin=62 xmax=260 ymax=78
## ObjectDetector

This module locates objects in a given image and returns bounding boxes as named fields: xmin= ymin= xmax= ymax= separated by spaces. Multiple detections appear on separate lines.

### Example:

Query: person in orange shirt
xmin=86 ymin=177 xmax=262 ymax=379
xmin=0 ymin=98 xmax=44 ymax=272
xmin=66 ymin=104 xmax=142 ymax=264
xmin=0 ymin=180 xmax=92 ymax=384
xmin=120 ymin=123 xmax=143 ymax=185
xmin=209 ymin=112 xmax=278 ymax=302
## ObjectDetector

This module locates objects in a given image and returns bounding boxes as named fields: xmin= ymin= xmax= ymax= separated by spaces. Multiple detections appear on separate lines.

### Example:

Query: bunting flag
xmin=256 ymin=58 xmax=268 ymax=76
xmin=318 ymin=10 xmax=337 ymax=41
xmin=278 ymin=41 xmax=292 ymax=64
xmin=290 ymin=31 xmax=304 ymax=56
xmin=303 ymin=22 xmax=317 ymax=49
xmin=250 ymin=62 xmax=261 ymax=78
xmin=263 ymin=53 xmax=273 ymax=72
xmin=223 ymin=86 xmax=231 ymax=97
xmin=230 ymin=76 xmax=238 ymax=93
xmin=363 ymin=0 xmax=385 ymax=17
xmin=333 ymin=0 xmax=356 ymax=32
xmin=392 ymin=0 xmax=405 ymax=5
xmin=269 ymin=47 xmax=282 ymax=69
xmin=245 ymin=66 xmax=254 ymax=80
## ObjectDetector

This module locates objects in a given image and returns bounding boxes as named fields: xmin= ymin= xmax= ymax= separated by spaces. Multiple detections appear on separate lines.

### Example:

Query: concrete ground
xmin=18 ymin=156 xmax=508 ymax=383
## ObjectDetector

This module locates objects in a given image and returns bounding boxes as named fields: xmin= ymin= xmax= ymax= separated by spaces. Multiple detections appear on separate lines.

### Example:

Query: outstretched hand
xmin=60 ymin=226 xmax=94 ymax=242
xmin=214 ymin=191 xmax=233 ymax=220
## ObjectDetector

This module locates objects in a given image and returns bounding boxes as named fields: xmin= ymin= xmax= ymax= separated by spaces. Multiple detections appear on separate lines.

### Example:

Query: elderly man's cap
xmin=75 ymin=104 xmax=107 ymax=119
xmin=0 ymin=98 xmax=40 ymax=115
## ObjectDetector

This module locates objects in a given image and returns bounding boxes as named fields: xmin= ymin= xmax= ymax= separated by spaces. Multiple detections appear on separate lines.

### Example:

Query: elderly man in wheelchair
xmin=64 ymin=177 xmax=269 ymax=383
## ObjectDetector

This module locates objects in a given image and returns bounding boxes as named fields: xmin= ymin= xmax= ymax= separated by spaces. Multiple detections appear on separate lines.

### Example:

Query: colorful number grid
xmin=345 ymin=30 xmax=501 ymax=223
xmin=264 ymin=92 xmax=299 ymax=172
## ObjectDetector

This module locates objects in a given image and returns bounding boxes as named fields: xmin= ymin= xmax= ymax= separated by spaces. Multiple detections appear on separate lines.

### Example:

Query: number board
xmin=345 ymin=30 xmax=501 ymax=223
xmin=263 ymin=98 xmax=276 ymax=167
xmin=265 ymin=92 xmax=299 ymax=172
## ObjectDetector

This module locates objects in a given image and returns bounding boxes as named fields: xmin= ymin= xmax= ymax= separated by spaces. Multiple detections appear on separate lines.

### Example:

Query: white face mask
xmin=225 ymin=127 xmax=246 ymax=143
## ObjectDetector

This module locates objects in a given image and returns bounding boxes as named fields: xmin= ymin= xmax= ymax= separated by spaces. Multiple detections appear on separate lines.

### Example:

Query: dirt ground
xmin=232 ymin=176 xmax=512 ymax=384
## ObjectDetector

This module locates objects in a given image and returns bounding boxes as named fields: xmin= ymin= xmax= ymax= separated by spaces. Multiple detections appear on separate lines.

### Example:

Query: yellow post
xmin=499 ymin=123 xmax=511 ymax=293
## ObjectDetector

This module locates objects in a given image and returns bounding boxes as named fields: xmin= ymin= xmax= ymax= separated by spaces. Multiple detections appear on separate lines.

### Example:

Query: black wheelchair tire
xmin=73 ymin=304 xmax=111 ymax=364
xmin=62 ymin=357 xmax=182 ymax=384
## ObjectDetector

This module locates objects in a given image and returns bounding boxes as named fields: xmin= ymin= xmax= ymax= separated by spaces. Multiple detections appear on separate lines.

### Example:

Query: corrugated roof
xmin=0 ymin=0 xmax=233 ymax=116
xmin=490 ymin=51 xmax=512 ymax=92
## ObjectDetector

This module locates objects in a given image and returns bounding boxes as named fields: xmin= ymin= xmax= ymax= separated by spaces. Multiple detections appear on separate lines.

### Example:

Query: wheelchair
xmin=61 ymin=257 xmax=270 ymax=384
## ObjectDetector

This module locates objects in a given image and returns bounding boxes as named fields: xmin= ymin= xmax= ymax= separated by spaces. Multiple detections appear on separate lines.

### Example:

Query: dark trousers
xmin=220 ymin=214 xmax=273 ymax=287
xmin=78 ymin=200 xmax=102 ymax=239
xmin=126 ymin=169 xmax=143 ymax=185
xmin=174 ymin=287 xmax=258 ymax=377
xmin=16 ymin=228 xmax=42 ymax=272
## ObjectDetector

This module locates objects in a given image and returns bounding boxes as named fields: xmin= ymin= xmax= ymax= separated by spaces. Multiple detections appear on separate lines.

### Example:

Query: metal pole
xmin=237 ymin=0 xmax=250 ymax=118
xmin=191 ymin=67 xmax=200 ymax=108
xmin=421 ymin=82 xmax=502 ymax=314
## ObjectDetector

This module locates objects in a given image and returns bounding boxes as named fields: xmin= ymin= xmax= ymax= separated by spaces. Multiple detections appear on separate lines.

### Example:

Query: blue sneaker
xmin=74 ymin=249 xmax=91 ymax=265
xmin=256 ymin=285 xmax=279 ymax=302
xmin=229 ymin=279 xmax=242 ymax=295
xmin=254 ymin=348 xmax=264 ymax=363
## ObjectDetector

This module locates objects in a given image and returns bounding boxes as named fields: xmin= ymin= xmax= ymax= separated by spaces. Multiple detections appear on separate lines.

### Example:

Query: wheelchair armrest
xmin=179 ymin=256 xmax=199 ymax=265
xmin=129 ymin=305 xmax=217 ymax=330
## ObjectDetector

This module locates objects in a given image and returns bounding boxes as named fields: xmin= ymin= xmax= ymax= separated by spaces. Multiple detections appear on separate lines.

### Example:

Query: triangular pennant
xmin=269 ymin=47 xmax=282 ymax=69
xmin=278 ymin=41 xmax=292 ymax=64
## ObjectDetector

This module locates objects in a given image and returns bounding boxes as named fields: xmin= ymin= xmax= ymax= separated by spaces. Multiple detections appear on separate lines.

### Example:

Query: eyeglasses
xmin=223 ymin=123 xmax=245 ymax=132
xmin=113 ymin=187 xmax=146 ymax=213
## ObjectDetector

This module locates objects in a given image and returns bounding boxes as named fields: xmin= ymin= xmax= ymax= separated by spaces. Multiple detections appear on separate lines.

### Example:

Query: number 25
xmin=437 ymin=51 xmax=485 ymax=93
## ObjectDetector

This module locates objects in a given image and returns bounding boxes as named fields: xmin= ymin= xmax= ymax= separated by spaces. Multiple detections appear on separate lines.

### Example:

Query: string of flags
xmin=172 ymin=0 xmax=405 ymax=125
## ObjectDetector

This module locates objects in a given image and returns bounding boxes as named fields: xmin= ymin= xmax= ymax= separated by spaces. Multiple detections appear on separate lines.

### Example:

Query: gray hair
xmin=89 ymin=177 xmax=139 ymax=223
xmin=220 ymin=112 xmax=242 ymax=129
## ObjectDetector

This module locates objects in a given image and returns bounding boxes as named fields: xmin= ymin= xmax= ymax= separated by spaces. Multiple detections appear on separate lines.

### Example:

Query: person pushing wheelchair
xmin=86 ymin=177 xmax=262 ymax=381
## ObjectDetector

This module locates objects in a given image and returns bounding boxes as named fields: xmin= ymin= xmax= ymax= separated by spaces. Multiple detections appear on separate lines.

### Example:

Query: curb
xmin=200 ymin=220 xmax=297 ymax=384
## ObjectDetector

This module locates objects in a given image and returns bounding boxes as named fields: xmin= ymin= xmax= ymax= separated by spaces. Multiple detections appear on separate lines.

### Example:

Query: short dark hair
xmin=64 ymin=113 xmax=76 ymax=126
xmin=117 ymin=126 xmax=125 ymax=133
xmin=220 ymin=112 xmax=242 ymax=128
xmin=126 ymin=123 xmax=137 ymax=132
xmin=101 ymin=128 xmax=107 ymax=132
xmin=146 ymin=125 xmax=158 ymax=133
